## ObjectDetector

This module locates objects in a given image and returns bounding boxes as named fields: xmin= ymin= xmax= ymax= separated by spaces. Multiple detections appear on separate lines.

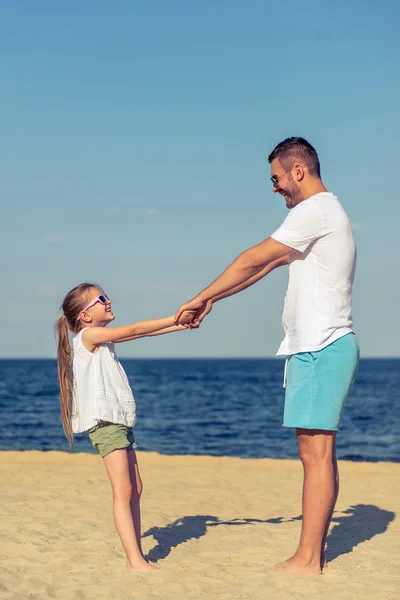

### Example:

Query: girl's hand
xmin=175 ymin=296 xmax=206 ymax=325
xmin=176 ymin=301 xmax=213 ymax=329
xmin=178 ymin=310 xmax=197 ymax=326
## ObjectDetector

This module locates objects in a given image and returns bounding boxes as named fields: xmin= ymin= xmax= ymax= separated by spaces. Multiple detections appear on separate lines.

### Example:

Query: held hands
xmin=174 ymin=297 xmax=213 ymax=328
xmin=177 ymin=309 xmax=199 ymax=326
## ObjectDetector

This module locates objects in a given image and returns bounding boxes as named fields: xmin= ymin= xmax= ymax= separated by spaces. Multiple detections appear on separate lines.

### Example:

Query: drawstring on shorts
xmin=283 ymin=357 xmax=289 ymax=388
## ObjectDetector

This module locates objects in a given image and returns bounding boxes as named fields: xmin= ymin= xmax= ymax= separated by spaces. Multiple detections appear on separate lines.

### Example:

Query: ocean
xmin=0 ymin=358 xmax=398 ymax=462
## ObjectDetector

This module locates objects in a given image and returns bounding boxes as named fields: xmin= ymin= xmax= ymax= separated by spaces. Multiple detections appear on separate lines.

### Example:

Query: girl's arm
xmin=83 ymin=314 xmax=194 ymax=352
xmin=114 ymin=324 xmax=190 ymax=343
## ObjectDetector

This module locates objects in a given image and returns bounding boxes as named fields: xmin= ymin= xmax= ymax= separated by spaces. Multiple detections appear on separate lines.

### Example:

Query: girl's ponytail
xmin=56 ymin=314 xmax=74 ymax=451
xmin=55 ymin=282 xmax=103 ymax=450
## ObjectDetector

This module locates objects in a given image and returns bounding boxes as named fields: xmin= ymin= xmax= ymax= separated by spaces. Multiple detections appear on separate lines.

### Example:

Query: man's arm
xmin=212 ymin=254 xmax=289 ymax=302
xmin=174 ymin=237 xmax=292 ymax=324
xmin=186 ymin=255 xmax=289 ymax=327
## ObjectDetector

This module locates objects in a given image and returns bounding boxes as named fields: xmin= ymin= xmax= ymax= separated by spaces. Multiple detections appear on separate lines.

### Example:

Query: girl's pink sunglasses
xmin=77 ymin=295 xmax=109 ymax=320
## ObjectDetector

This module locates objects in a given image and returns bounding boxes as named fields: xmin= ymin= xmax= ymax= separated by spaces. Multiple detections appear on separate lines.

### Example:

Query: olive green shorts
xmin=88 ymin=422 xmax=137 ymax=458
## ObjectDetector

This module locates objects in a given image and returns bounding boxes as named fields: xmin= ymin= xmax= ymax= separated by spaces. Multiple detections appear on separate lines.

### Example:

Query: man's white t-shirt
xmin=271 ymin=192 xmax=356 ymax=356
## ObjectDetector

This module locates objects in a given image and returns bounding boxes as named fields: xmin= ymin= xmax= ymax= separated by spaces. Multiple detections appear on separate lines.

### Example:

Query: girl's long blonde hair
xmin=55 ymin=283 xmax=102 ymax=450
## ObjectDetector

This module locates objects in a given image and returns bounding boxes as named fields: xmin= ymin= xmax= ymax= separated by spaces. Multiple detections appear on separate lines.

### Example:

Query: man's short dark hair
xmin=268 ymin=137 xmax=321 ymax=178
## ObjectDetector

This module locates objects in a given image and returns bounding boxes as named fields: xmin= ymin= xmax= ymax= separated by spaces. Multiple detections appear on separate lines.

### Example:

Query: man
xmin=175 ymin=137 xmax=359 ymax=577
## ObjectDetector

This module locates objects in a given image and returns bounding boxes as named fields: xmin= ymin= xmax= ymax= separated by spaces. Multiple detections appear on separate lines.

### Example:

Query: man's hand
xmin=188 ymin=299 xmax=213 ymax=328
xmin=175 ymin=296 xmax=206 ymax=326
xmin=178 ymin=309 xmax=198 ymax=327
xmin=175 ymin=297 xmax=214 ymax=328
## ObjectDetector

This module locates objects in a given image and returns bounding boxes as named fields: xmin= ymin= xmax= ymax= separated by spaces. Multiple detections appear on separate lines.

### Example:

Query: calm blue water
xmin=0 ymin=359 xmax=398 ymax=461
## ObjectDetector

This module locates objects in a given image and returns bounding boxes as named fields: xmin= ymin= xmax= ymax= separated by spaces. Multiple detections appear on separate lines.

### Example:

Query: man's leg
xmin=321 ymin=435 xmax=338 ymax=568
xmin=278 ymin=429 xmax=336 ymax=577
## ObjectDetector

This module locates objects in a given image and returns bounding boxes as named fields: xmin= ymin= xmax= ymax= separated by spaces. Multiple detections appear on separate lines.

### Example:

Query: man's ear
xmin=293 ymin=163 xmax=305 ymax=182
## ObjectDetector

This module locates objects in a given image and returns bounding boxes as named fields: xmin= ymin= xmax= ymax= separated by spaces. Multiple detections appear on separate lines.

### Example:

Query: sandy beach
xmin=0 ymin=451 xmax=398 ymax=600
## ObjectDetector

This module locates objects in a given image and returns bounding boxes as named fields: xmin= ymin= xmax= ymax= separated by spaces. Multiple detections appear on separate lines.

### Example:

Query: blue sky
xmin=1 ymin=0 xmax=399 ymax=358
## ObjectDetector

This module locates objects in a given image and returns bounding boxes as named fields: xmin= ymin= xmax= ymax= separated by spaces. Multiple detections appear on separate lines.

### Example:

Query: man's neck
xmin=301 ymin=180 xmax=328 ymax=201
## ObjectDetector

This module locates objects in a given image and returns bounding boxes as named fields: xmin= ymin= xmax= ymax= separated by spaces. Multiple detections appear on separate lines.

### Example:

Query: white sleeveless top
xmin=71 ymin=328 xmax=136 ymax=434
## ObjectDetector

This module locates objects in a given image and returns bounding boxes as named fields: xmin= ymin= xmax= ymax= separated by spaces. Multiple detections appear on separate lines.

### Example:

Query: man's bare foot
xmin=126 ymin=559 xmax=159 ymax=573
xmin=276 ymin=555 xmax=322 ymax=577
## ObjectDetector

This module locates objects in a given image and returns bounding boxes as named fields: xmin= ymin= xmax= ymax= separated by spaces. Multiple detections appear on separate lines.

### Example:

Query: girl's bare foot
xmin=126 ymin=559 xmax=159 ymax=573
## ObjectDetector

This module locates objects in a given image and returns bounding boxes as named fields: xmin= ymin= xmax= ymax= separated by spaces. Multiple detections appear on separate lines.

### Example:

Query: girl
xmin=56 ymin=282 xmax=194 ymax=573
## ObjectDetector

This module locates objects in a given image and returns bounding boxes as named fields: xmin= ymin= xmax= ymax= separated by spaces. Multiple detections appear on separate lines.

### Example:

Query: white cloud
xmin=351 ymin=221 xmax=369 ymax=232
xmin=122 ymin=281 xmax=194 ymax=296
xmin=36 ymin=284 xmax=62 ymax=298
xmin=145 ymin=209 xmax=157 ymax=216
xmin=42 ymin=234 xmax=65 ymax=244
xmin=6 ymin=306 xmax=20 ymax=323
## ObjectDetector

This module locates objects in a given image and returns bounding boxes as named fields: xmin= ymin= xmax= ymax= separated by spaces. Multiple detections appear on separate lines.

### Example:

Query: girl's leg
xmin=103 ymin=448 xmax=157 ymax=572
xmin=127 ymin=449 xmax=143 ymax=551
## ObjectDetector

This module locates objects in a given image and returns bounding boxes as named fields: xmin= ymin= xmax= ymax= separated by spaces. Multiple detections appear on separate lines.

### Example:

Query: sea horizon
xmin=0 ymin=357 xmax=398 ymax=462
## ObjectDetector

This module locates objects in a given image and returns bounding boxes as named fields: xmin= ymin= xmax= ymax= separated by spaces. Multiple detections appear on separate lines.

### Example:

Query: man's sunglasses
xmin=270 ymin=167 xmax=293 ymax=188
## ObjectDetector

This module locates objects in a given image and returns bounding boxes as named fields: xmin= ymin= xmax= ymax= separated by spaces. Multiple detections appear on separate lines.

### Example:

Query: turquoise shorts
xmin=283 ymin=333 xmax=359 ymax=431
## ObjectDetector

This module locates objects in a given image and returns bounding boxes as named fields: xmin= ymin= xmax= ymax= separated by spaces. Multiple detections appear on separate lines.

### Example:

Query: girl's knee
xmin=113 ymin=481 xmax=133 ymax=503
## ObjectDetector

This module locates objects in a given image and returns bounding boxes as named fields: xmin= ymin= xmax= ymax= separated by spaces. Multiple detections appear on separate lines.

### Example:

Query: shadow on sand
xmin=143 ymin=504 xmax=395 ymax=564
